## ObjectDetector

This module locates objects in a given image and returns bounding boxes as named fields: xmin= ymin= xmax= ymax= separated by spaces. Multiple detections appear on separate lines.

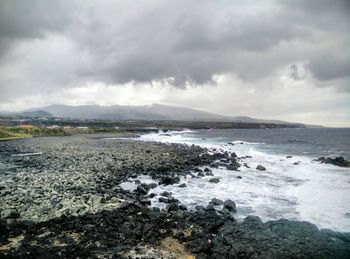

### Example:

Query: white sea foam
xmin=123 ymin=130 xmax=350 ymax=232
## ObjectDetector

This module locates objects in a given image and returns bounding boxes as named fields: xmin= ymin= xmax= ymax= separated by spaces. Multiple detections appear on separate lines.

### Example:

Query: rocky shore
xmin=1 ymin=134 xmax=349 ymax=258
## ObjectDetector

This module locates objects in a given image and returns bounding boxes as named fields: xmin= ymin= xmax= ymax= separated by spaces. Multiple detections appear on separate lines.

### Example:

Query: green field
xmin=0 ymin=127 xmax=70 ymax=141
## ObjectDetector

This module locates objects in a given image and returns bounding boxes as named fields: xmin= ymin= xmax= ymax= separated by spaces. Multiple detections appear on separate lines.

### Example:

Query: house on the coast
xmin=17 ymin=124 xmax=34 ymax=129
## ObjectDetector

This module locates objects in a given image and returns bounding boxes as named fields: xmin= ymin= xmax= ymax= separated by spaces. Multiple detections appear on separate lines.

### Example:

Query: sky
xmin=0 ymin=0 xmax=349 ymax=126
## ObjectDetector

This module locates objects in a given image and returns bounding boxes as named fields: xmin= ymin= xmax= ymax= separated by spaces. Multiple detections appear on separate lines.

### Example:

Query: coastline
xmin=0 ymin=134 xmax=349 ymax=258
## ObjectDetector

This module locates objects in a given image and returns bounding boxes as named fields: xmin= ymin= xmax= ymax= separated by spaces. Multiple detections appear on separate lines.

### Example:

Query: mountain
xmin=19 ymin=110 xmax=53 ymax=117
xmin=23 ymin=104 xmax=303 ymax=125
xmin=26 ymin=104 xmax=231 ymax=121
xmin=0 ymin=110 xmax=52 ymax=117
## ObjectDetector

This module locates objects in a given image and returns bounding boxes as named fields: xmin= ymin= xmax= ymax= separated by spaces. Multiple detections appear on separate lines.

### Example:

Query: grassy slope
xmin=0 ymin=127 xmax=69 ymax=141
xmin=0 ymin=128 xmax=31 ymax=141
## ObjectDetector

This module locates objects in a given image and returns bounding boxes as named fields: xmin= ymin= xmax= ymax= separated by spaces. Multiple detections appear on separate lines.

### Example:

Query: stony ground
xmin=0 ymin=134 xmax=349 ymax=258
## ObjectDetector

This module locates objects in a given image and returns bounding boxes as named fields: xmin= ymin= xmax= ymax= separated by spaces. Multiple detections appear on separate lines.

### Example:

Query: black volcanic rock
xmin=159 ymin=176 xmax=180 ymax=185
xmin=223 ymin=200 xmax=236 ymax=212
xmin=256 ymin=165 xmax=266 ymax=171
xmin=1 ymin=134 xmax=348 ymax=259
xmin=209 ymin=178 xmax=220 ymax=183
xmin=316 ymin=156 xmax=350 ymax=167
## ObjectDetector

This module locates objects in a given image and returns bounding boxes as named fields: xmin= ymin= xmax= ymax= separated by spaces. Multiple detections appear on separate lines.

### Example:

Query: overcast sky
xmin=0 ymin=0 xmax=349 ymax=126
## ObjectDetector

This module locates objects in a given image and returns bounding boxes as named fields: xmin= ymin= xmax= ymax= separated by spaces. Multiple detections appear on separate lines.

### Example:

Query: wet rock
xmin=205 ymin=171 xmax=214 ymax=176
xmin=158 ymin=197 xmax=170 ymax=203
xmin=159 ymin=176 xmax=180 ymax=185
xmin=209 ymin=178 xmax=220 ymax=183
xmin=197 ymin=172 xmax=205 ymax=177
xmin=237 ymin=176 xmax=243 ymax=179
xmin=230 ymin=152 xmax=237 ymax=158
xmin=293 ymin=162 xmax=300 ymax=165
xmin=223 ymin=200 xmax=236 ymax=212
xmin=256 ymin=165 xmax=266 ymax=171
xmin=147 ymin=183 xmax=158 ymax=189
xmin=210 ymin=216 xmax=350 ymax=259
xmin=203 ymin=168 xmax=211 ymax=174
xmin=135 ymin=185 xmax=149 ymax=195
xmin=195 ymin=205 xmax=205 ymax=211
xmin=316 ymin=156 xmax=350 ymax=167
xmin=160 ymin=191 xmax=172 ymax=198
xmin=226 ymin=165 xmax=239 ymax=171
xmin=286 ymin=155 xmax=293 ymax=158
xmin=205 ymin=202 xmax=216 ymax=211
xmin=210 ymin=163 xmax=219 ymax=168
xmin=166 ymin=203 xmax=179 ymax=212
xmin=178 ymin=183 xmax=187 ymax=188
xmin=211 ymin=198 xmax=223 ymax=206
xmin=148 ymin=193 xmax=157 ymax=198
xmin=139 ymin=198 xmax=151 ymax=205
xmin=179 ymin=205 xmax=187 ymax=210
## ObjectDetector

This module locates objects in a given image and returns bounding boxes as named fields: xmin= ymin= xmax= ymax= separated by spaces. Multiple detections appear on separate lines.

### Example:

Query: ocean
xmin=122 ymin=128 xmax=350 ymax=232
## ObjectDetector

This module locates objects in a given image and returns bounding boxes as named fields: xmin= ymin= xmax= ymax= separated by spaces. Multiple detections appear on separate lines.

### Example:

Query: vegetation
xmin=0 ymin=128 xmax=31 ymax=141
xmin=0 ymin=127 xmax=69 ymax=141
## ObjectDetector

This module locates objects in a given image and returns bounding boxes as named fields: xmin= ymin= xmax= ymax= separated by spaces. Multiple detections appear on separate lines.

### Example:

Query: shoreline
xmin=0 ymin=134 xmax=349 ymax=258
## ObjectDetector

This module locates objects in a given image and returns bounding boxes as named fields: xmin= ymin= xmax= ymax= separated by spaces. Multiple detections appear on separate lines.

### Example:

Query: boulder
xmin=147 ymin=183 xmax=158 ymax=189
xmin=148 ymin=193 xmax=157 ymax=198
xmin=195 ymin=205 xmax=205 ymax=211
xmin=243 ymin=163 xmax=250 ymax=168
xmin=211 ymin=163 xmax=219 ymax=168
xmin=138 ymin=198 xmax=151 ymax=205
xmin=204 ymin=168 xmax=212 ymax=173
xmin=160 ymin=191 xmax=172 ymax=198
xmin=179 ymin=204 xmax=188 ymax=210
xmin=135 ymin=185 xmax=149 ymax=194
xmin=209 ymin=178 xmax=220 ymax=183
xmin=166 ymin=203 xmax=179 ymax=212
xmin=226 ymin=165 xmax=239 ymax=171
xmin=316 ymin=156 xmax=350 ymax=167
xmin=205 ymin=202 xmax=216 ymax=211
xmin=158 ymin=197 xmax=170 ymax=203
xmin=224 ymin=199 xmax=236 ymax=212
xmin=211 ymin=198 xmax=224 ymax=205
xmin=178 ymin=183 xmax=187 ymax=188
xmin=256 ymin=165 xmax=266 ymax=171
xmin=159 ymin=176 xmax=180 ymax=185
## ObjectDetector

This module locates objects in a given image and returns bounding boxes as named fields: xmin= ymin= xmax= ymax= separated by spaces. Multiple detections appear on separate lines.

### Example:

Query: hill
xmin=24 ymin=104 xmax=303 ymax=126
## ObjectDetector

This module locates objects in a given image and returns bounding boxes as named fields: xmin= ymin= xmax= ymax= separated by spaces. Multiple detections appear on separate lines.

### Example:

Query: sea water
xmin=122 ymin=128 xmax=350 ymax=232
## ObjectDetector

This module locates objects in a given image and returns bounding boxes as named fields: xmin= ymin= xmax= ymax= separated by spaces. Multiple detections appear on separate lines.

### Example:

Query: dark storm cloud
xmin=0 ymin=0 xmax=349 ymax=97
xmin=63 ymin=0 xmax=312 ymax=85
xmin=0 ymin=0 xmax=74 ymax=56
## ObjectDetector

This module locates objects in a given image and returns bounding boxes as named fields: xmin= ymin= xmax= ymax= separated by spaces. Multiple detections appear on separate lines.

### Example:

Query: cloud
xmin=0 ymin=0 xmax=349 ymax=126
xmin=0 ymin=0 xmax=74 ymax=56
xmin=1 ymin=0 xmax=349 ymax=89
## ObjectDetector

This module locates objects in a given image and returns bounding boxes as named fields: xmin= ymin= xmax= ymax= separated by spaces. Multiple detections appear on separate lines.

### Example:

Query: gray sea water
xmin=120 ymin=128 xmax=350 ymax=232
